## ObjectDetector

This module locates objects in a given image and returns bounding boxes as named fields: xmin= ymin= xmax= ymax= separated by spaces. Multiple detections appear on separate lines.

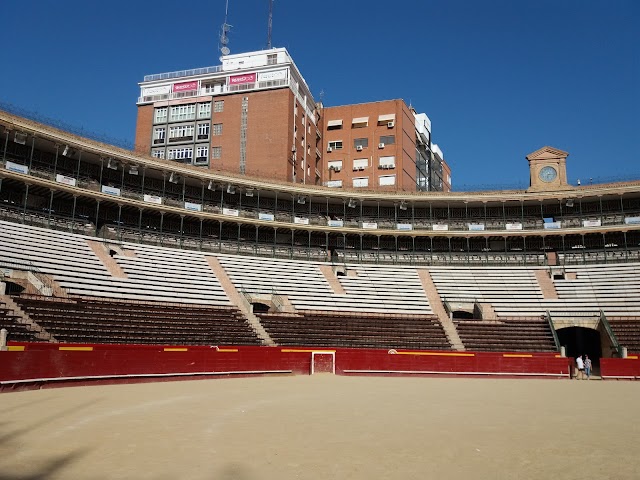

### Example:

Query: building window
xmin=167 ymin=147 xmax=193 ymax=162
xmin=212 ymin=123 xmax=223 ymax=136
xmin=151 ymin=149 xmax=165 ymax=159
xmin=168 ymin=125 xmax=194 ymax=142
xmin=214 ymin=100 xmax=224 ymax=113
xmin=267 ymin=53 xmax=278 ymax=65
xmin=353 ymin=158 xmax=368 ymax=171
xmin=154 ymin=107 xmax=167 ymax=124
xmin=196 ymin=145 xmax=209 ymax=163
xmin=353 ymin=177 xmax=369 ymax=188
xmin=379 ymin=135 xmax=395 ymax=145
xmin=379 ymin=175 xmax=396 ymax=186
xmin=327 ymin=120 xmax=343 ymax=130
xmin=169 ymin=104 xmax=196 ymax=122
xmin=352 ymin=117 xmax=369 ymax=128
xmin=379 ymin=156 xmax=396 ymax=169
xmin=153 ymin=127 xmax=165 ymax=144
xmin=328 ymin=141 xmax=343 ymax=150
xmin=211 ymin=146 xmax=222 ymax=159
xmin=328 ymin=160 xmax=343 ymax=171
xmin=198 ymin=123 xmax=210 ymax=139
xmin=354 ymin=138 xmax=369 ymax=149
xmin=198 ymin=102 xmax=211 ymax=119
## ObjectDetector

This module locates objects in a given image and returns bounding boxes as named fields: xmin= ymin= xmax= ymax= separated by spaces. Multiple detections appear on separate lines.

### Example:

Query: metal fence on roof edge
xmin=0 ymin=101 xmax=135 ymax=151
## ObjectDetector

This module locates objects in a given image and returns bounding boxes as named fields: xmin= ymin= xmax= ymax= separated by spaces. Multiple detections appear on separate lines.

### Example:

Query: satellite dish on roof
xmin=221 ymin=46 xmax=230 ymax=56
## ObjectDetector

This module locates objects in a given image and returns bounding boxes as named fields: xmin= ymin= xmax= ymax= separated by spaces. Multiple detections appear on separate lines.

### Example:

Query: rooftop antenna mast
xmin=219 ymin=0 xmax=232 ymax=57
xmin=267 ymin=0 xmax=274 ymax=49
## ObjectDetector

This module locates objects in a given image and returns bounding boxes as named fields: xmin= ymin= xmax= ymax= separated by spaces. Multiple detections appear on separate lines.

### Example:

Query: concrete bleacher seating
xmin=428 ymin=265 xmax=640 ymax=318
xmin=0 ymin=221 xmax=232 ymax=305
xmin=12 ymin=294 xmax=260 ymax=346
xmin=605 ymin=317 xmax=640 ymax=353
xmin=454 ymin=319 xmax=557 ymax=352
xmin=0 ymin=299 xmax=40 ymax=343
xmin=216 ymin=255 xmax=433 ymax=315
xmin=257 ymin=311 xmax=450 ymax=350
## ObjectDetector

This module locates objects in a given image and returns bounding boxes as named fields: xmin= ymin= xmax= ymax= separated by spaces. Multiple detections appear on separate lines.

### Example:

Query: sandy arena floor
xmin=0 ymin=375 xmax=638 ymax=479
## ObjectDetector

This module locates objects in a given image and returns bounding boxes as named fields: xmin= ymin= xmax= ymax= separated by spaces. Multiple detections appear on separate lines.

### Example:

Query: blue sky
xmin=0 ymin=0 xmax=637 ymax=190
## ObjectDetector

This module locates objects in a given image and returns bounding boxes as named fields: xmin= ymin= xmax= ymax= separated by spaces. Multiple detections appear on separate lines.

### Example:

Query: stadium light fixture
xmin=168 ymin=172 xmax=178 ymax=184
xmin=565 ymin=199 xmax=574 ymax=208
xmin=348 ymin=198 xmax=357 ymax=208
xmin=62 ymin=145 xmax=70 ymax=156
xmin=129 ymin=165 xmax=139 ymax=175
xmin=297 ymin=195 xmax=307 ymax=204
xmin=227 ymin=184 xmax=236 ymax=194
xmin=245 ymin=188 xmax=254 ymax=197
xmin=399 ymin=200 xmax=408 ymax=211
xmin=106 ymin=158 xmax=118 ymax=170
xmin=207 ymin=180 xmax=214 ymax=190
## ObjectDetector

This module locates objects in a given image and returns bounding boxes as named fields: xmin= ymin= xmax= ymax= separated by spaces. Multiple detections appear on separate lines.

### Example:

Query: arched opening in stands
xmin=251 ymin=302 xmax=271 ymax=314
xmin=557 ymin=327 xmax=602 ymax=366
xmin=452 ymin=311 xmax=474 ymax=320
xmin=2 ymin=281 xmax=25 ymax=295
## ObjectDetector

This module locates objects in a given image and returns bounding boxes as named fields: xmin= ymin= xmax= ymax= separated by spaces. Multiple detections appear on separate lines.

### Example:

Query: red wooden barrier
xmin=600 ymin=355 xmax=640 ymax=380
xmin=0 ymin=343 xmax=572 ymax=391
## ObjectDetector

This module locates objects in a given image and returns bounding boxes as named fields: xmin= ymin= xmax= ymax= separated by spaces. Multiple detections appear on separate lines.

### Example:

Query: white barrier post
xmin=0 ymin=328 xmax=8 ymax=351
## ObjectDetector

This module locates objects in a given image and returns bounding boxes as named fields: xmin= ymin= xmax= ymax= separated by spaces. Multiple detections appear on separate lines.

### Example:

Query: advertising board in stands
xmin=396 ymin=223 xmax=413 ymax=231
xmin=544 ymin=222 xmax=562 ymax=229
xmin=222 ymin=208 xmax=239 ymax=217
xmin=505 ymin=223 xmax=523 ymax=231
xmin=582 ymin=219 xmax=602 ymax=227
xmin=432 ymin=224 xmax=449 ymax=231
xmin=468 ymin=223 xmax=485 ymax=231
xmin=144 ymin=194 xmax=163 ymax=205
xmin=184 ymin=202 xmax=202 ymax=212
xmin=259 ymin=213 xmax=275 ymax=221
xmin=101 ymin=186 xmax=121 ymax=196
xmin=55 ymin=174 xmax=76 ymax=186
xmin=294 ymin=217 xmax=309 ymax=225
xmin=328 ymin=220 xmax=344 ymax=227
xmin=625 ymin=216 xmax=640 ymax=225
xmin=362 ymin=222 xmax=378 ymax=229
xmin=5 ymin=161 xmax=28 ymax=174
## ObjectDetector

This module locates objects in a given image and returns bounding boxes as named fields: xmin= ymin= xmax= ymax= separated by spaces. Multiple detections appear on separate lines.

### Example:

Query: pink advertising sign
xmin=172 ymin=81 xmax=198 ymax=92
xmin=229 ymin=73 xmax=256 ymax=85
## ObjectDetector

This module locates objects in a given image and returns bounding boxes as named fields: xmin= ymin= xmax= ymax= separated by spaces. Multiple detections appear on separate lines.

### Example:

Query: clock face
xmin=539 ymin=166 xmax=558 ymax=183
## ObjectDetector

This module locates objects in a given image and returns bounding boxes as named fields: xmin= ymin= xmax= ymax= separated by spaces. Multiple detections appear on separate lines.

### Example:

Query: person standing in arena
xmin=575 ymin=354 xmax=585 ymax=380
xmin=584 ymin=355 xmax=592 ymax=379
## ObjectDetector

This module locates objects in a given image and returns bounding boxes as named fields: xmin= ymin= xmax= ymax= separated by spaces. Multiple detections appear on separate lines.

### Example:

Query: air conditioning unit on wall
xmin=378 ymin=143 xmax=385 ymax=149
xmin=387 ymin=121 xmax=394 ymax=128
xmin=356 ymin=145 xmax=363 ymax=151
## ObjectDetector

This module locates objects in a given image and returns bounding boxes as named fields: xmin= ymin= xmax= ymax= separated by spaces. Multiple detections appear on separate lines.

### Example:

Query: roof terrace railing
xmin=143 ymin=65 xmax=223 ymax=83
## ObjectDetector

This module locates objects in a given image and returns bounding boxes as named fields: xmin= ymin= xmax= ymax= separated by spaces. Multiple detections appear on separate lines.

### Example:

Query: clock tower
xmin=526 ymin=146 xmax=572 ymax=192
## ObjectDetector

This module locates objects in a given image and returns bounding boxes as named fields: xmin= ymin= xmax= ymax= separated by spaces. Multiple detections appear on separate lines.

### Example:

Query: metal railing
xmin=600 ymin=309 xmax=622 ymax=357
xmin=545 ymin=310 xmax=561 ymax=351
xmin=143 ymin=65 xmax=223 ymax=82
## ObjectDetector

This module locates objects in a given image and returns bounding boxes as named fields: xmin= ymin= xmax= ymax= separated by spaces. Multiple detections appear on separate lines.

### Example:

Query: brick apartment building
xmin=135 ymin=48 xmax=450 ymax=191
xmin=135 ymin=48 xmax=321 ymax=184
xmin=321 ymin=100 xmax=451 ymax=192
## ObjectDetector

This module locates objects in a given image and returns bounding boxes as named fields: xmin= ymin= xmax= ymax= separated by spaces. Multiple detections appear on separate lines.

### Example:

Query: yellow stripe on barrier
xmin=626 ymin=355 xmax=638 ymax=360
xmin=395 ymin=351 xmax=475 ymax=357
xmin=555 ymin=355 xmax=564 ymax=358
xmin=7 ymin=346 xmax=25 ymax=352
xmin=164 ymin=348 xmax=188 ymax=352
xmin=217 ymin=348 xmax=238 ymax=353
xmin=281 ymin=349 xmax=336 ymax=353
xmin=59 ymin=346 xmax=93 ymax=351
xmin=503 ymin=354 xmax=533 ymax=358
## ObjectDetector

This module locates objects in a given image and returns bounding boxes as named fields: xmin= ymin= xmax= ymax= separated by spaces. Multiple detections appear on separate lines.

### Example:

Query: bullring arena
xmin=1 ymin=109 xmax=640 ymax=478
